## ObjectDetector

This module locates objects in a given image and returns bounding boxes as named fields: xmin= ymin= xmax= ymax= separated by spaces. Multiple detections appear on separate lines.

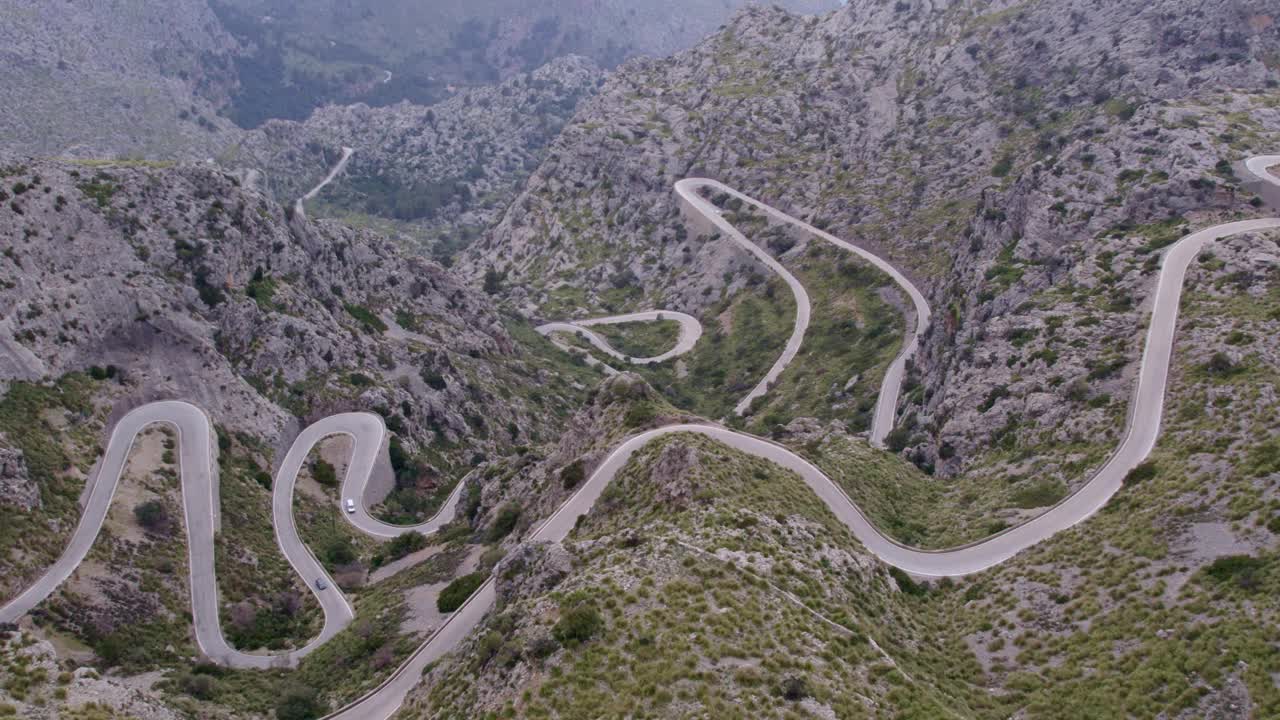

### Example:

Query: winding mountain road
xmin=1245 ymin=154 xmax=1280 ymax=187
xmin=536 ymin=310 xmax=703 ymax=369
xmin=676 ymin=178 xmax=930 ymax=441
xmin=0 ymin=405 xmax=462 ymax=669
xmin=294 ymin=146 xmax=354 ymax=219
xmin=3 ymin=158 xmax=1277 ymax=719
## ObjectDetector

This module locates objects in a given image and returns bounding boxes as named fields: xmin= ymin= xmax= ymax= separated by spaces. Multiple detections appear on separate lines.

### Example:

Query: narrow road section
xmin=536 ymin=311 xmax=702 ymax=367
xmin=295 ymin=146 xmax=354 ymax=219
xmin=676 ymin=179 xmax=930 ymax=442
xmin=1245 ymin=154 xmax=1280 ymax=187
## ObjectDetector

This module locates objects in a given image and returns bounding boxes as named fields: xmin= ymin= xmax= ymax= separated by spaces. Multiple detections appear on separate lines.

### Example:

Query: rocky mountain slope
xmin=461 ymin=0 xmax=1280 ymax=516
xmin=0 ymin=155 xmax=600 ymax=702
xmin=399 ymin=238 xmax=1280 ymax=716
xmin=230 ymin=55 xmax=603 ymax=261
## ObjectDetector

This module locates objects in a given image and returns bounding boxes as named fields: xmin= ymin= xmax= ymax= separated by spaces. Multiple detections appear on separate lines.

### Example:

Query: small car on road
xmin=315 ymin=578 xmax=328 ymax=591
xmin=345 ymin=498 xmax=356 ymax=514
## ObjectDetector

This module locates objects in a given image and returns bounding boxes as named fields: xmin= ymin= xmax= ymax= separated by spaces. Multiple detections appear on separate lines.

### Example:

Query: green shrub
xmin=321 ymin=537 xmax=355 ymax=566
xmin=1009 ymin=480 xmax=1067 ymax=509
xmin=889 ymin=567 xmax=927 ymax=597
xmin=133 ymin=500 xmax=170 ymax=534
xmin=344 ymin=304 xmax=388 ymax=333
xmin=420 ymin=365 xmax=447 ymax=390
xmin=483 ymin=268 xmax=503 ymax=295
xmin=623 ymin=401 xmax=657 ymax=428
xmin=438 ymin=572 xmax=488 ymax=612
xmin=1246 ymin=438 xmax=1280 ymax=477
xmin=489 ymin=504 xmax=522 ymax=541
xmin=885 ymin=427 xmax=913 ymax=453
xmin=553 ymin=603 xmax=603 ymax=644
xmin=275 ymin=684 xmax=326 ymax=720
xmin=373 ymin=531 xmax=428 ymax=567
xmin=1203 ymin=351 xmax=1242 ymax=378
xmin=780 ymin=675 xmax=810 ymax=701
xmin=1124 ymin=461 xmax=1157 ymax=485
xmin=178 ymin=672 xmax=216 ymax=700
xmin=1203 ymin=554 xmax=1266 ymax=591
xmin=560 ymin=460 xmax=586 ymax=490
xmin=312 ymin=459 xmax=337 ymax=486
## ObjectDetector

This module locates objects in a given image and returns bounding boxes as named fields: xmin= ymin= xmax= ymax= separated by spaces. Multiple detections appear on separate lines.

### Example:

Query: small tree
xmin=275 ymin=685 xmax=325 ymax=720
xmin=553 ymin=603 xmax=603 ymax=645
xmin=560 ymin=460 xmax=586 ymax=490
xmin=483 ymin=267 xmax=503 ymax=295
xmin=437 ymin=572 xmax=488 ymax=613
xmin=781 ymin=675 xmax=809 ymax=701
xmin=322 ymin=537 xmax=355 ymax=566
xmin=312 ymin=459 xmax=337 ymax=487
xmin=489 ymin=504 xmax=522 ymax=541
xmin=1205 ymin=351 xmax=1237 ymax=376
xmin=134 ymin=500 xmax=170 ymax=534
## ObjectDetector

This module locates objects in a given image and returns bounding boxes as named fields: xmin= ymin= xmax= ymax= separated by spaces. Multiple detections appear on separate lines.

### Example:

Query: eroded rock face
xmin=0 ymin=630 xmax=183 ymax=720
xmin=651 ymin=441 xmax=702 ymax=510
xmin=0 ymin=157 xmax=557 ymax=474
xmin=494 ymin=541 xmax=573 ymax=605
xmin=0 ymin=435 xmax=37 ymax=511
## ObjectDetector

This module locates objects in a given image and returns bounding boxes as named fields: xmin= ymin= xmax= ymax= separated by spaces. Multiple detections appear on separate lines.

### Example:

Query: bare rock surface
xmin=0 ymin=434 xmax=36 ymax=511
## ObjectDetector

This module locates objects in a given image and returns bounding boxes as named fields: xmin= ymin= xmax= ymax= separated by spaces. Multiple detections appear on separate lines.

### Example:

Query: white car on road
xmin=345 ymin=498 xmax=356 ymax=514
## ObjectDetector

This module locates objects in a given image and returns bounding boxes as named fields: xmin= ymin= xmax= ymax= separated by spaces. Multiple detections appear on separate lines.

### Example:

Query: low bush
xmin=1124 ymin=461 xmax=1157 ymax=485
xmin=133 ymin=500 xmax=171 ymax=535
xmin=553 ymin=603 xmax=603 ymax=645
xmin=1204 ymin=554 xmax=1266 ymax=591
xmin=489 ymin=504 xmax=522 ymax=541
xmin=438 ymin=572 xmax=488 ymax=613
xmin=372 ymin=531 xmax=428 ymax=568
xmin=312 ymin=459 xmax=337 ymax=487
xmin=1009 ymin=480 xmax=1066 ymax=509
xmin=560 ymin=460 xmax=586 ymax=490
xmin=275 ymin=684 xmax=326 ymax=720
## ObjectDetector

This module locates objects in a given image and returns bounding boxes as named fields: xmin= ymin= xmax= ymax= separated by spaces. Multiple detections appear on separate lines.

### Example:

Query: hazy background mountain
xmin=0 ymin=0 xmax=840 ymax=161
xmin=210 ymin=0 xmax=841 ymax=127
xmin=0 ymin=0 xmax=244 ymax=159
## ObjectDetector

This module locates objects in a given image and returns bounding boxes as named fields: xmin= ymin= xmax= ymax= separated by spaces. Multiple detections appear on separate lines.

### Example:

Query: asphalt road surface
xmin=536 ymin=310 xmax=702 ymax=366
xmin=295 ymin=146 xmax=354 ymax=219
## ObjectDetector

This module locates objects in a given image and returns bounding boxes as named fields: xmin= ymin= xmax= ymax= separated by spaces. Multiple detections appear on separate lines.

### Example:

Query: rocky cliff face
xmin=460 ymin=0 xmax=1280 ymax=487
xmin=0 ymin=156 xmax=599 ymax=601
xmin=0 ymin=436 xmax=36 ymax=511
xmin=231 ymin=56 xmax=604 ymax=261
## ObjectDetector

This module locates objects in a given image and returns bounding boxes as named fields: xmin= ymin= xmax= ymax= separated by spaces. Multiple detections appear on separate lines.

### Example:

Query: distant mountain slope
xmin=0 ymin=0 xmax=839 ymax=159
xmin=0 ymin=0 xmax=243 ymax=159
xmin=210 ymin=0 xmax=841 ymax=126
